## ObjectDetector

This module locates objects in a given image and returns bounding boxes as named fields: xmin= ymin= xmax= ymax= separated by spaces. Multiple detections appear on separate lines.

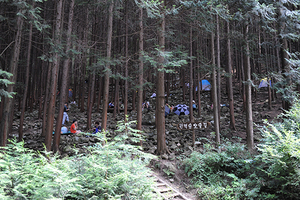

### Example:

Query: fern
xmin=0 ymin=120 xmax=157 ymax=199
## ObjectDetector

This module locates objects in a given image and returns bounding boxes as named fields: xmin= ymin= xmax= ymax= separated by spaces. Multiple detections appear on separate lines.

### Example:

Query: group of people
xmin=61 ymin=120 xmax=101 ymax=135
xmin=165 ymin=103 xmax=175 ymax=112
xmin=142 ymin=101 xmax=151 ymax=112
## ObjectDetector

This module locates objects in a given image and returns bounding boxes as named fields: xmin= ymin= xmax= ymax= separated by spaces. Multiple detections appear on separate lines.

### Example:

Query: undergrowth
xmin=0 ymin=119 xmax=158 ymax=199
xmin=184 ymin=100 xmax=300 ymax=200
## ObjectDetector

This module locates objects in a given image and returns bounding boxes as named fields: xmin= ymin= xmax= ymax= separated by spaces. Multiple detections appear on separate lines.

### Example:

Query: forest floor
xmin=11 ymin=81 xmax=283 ymax=200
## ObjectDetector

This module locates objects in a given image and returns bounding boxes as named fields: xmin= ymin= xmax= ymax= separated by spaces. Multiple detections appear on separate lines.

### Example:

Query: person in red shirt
xmin=70 ymin=119 xmax=81 ymax=134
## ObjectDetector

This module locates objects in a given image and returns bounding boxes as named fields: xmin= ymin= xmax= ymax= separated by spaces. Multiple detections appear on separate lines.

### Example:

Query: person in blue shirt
xmin=93 ymin=121 xmax=101 ymax=134
xmin=108 ymin=101 xmax=114 ymax=108
xmin=192 ymin=100 xmax=198 ymax=112
xmin=62 ymin=102 xmax=69 ymax=125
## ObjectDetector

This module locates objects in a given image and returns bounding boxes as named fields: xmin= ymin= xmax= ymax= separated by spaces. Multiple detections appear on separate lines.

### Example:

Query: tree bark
xmin=102 ymin=0 xmax=114 ymax=131
xmin=216 ymin=14 xmax=221 ymax=131
xmin=124 ymin=0 xmax=129 ymax=119
xmin=156 ymin=8 xmax=167 ymax=155
xmin=0 ymin=12 xmax=23 ymax=146
xmin=45 ymin=0 xmax=63 ymax=151
xmin=52 ymin=0 xmax=75 ymax=152
xmin=19 ymin=13 xmax=33 ymax=142
xmin=244 ymin=25 xmax=254 ymax=150
xmin=226 ymin=20 xmax=236 ymax=130
xmin=137 ymin=6 xmax=144 ymax=146
xmin=189 ymin=26 xmax=195 ymax=146
xmin=211 ymin=13 xmax=220 ymax=145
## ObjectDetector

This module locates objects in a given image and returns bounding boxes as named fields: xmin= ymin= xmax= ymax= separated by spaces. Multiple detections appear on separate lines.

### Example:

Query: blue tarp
xmin=196 ymin=79 xmax=211 ymax=91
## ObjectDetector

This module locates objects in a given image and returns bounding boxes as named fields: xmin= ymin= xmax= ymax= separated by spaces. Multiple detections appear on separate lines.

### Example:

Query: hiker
xmin=170 ymin=104 xmax=174 ymax=112
xmin=108 ymin=101 xmax=114 ymax=108
xmin=192 ymin=100 xmax=198 ymax=112
xmin=70 ymin=119 xmax=81 ymax=134
xmin=62 ymin=102 xmax=69 ymax=125
xmin=145 ymin=101 xmax=151 ymax=112
xmin=61 ymin=126 xmax=68 ymax=134
xmin=93 ymin=121 xmax=101 ymax=134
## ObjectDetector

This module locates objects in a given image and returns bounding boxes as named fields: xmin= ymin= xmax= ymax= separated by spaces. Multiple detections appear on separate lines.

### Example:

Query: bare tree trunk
xmin=45 ymin=0 xmax=63 ymax=151
xmin=216 ymin=14 xmax=221 ymax=131
xmin=244 ymin=25 xmax=254 ymax=150
xmin=52 ymin=0 xmax=74 ymax=152
xmin=19 ymin=14 xmax=33 ymax=141
xmin=156 ymin=9 xmax=167 ymax=155
xmin=189 ymin=26 xmax=195 ymax=146
xmin=97 ymin=76 xmax=103 ymax=111
xmin=42 ymin=63 xmax=51 ymax=137
xmin=137 ymin=6 xmax=144 ymax=146
xmin=124 ymin=0 xmax=129 ymax=119
xmin=197 ymin=37 xmax=201 ymax=117
xmin=227 ymin=20 xmax=236 ymax=130
xmin=0 ymin=13 xmax=23 ymax=146
xmin=102 ymin=0 xmax=114 ymax=131
xmin=211 ymin=12 xmax=220 ymax=145
xmin=181 ymin=69 xmax=185 ymax=101
xmin=87 ymin=70 xmax=96 ymax=129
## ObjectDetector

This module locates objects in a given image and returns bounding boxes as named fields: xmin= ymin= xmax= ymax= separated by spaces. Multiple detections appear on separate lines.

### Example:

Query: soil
xmin=9 ymin=81 xmax=283 ymax=200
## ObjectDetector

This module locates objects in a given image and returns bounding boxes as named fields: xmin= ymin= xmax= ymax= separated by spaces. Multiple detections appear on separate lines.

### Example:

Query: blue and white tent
xmin=196 ymin=79 xmax=211 ymax=91
xmin=259 ymin=78 xmax=271 ymax=88
xmin=174 ymin=104 xmax=189 ymax=115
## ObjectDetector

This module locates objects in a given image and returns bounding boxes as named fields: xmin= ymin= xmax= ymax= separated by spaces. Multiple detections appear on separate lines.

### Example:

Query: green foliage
xmin=255 ymin=100 xmax=300 ymax=199
xmin=142 ymin=48 xmax=188 ymax=73
xmin=184 ymin=101 xmax=300 ymax=199
xmin=0 ymin=121 xmax=157 ymax=199
xmin=0 ymin=141 xmax=78 ymax=199
xmin=0 ymin=69 xmax=15 ymax=102
xmin=184 ymin=141 xmax=257 ymax=200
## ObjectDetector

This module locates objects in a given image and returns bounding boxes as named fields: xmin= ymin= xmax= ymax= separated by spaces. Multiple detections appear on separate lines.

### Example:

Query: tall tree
xmin=124 ymin=0 xmax=129 ymax=120
xmin=45 ymin=0 xmax=63 ymax=151
xmin=189 ymin=26 xmax=195 ymax=145
xmin=137 ymin=5 xmax=144 ymax=146
xmin=244 ymin=25 xmax=254 ymax=149
xmin=226 ymin=19 xmax=236 ymax=130
xmin=211 ymin=11 xmax=220 ymax=145
xmin=102 ymin=0 xmax=114 ymax=131
xmin=53 ymin=0 xmax=75 ymax=153
xmin=156 ymin=3 xmax=167 ymax=155
xmin=19 ymin=4 xmax=34 ymax=141
xmin=0 ymin=10 xmax=23 ymax=146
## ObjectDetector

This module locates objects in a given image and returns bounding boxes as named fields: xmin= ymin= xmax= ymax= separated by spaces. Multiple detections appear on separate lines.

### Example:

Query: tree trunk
xmin=87 ymin=70 xmax=96 ymax=130
xmin=189 ymin=26 xmax=195 ymax=146
xmin=102 ymin=0 xmax=114 ymax=131
xmin=156 ymin=9 xmax=167 ymax=155
xmin=19 ymin=14 xmax=33 ymax=141
xmin=211 ymin=13 xmax=220 ymax=145
xmin=52 ymin=0 xmax=74 ymax=152
xmin=42 ymin=63 xmax=52 ymax=137
xmin=226 ymin=20 xmax=236 ymax=130
xmin=216 ymin=14 xmax=221 ymax=132
xmin=124 ymin=0 xmax=129 ymax=119
xmin=137 ymin=6 xmax=144 ymax=146
xmin=0 ymin=12 xmax=23 ymax=146
xmin=244 ymin=25 xmax=254 ymax=150
xmin=45 ymin=0 xmax=63 ymax=151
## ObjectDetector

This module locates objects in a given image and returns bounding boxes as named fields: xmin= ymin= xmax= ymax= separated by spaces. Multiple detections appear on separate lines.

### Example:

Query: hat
xmin=192 ymin=100 xmax=195 ymax=103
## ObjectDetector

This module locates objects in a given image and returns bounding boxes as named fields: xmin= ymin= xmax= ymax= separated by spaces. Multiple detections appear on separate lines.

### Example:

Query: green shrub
xmin=184 ymin=100 xmax=300 ymax=199
xmin=255 ymin=100 xmax=300 ymax=199
xmin=0 ymin=119 xmax=157 ymax=199
xmin=184 ymin=141 xmax=258 ymax=200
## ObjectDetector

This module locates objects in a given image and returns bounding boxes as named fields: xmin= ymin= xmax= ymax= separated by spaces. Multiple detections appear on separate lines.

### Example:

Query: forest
xmin=1 ymin=0 xmax=300 ymax=199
